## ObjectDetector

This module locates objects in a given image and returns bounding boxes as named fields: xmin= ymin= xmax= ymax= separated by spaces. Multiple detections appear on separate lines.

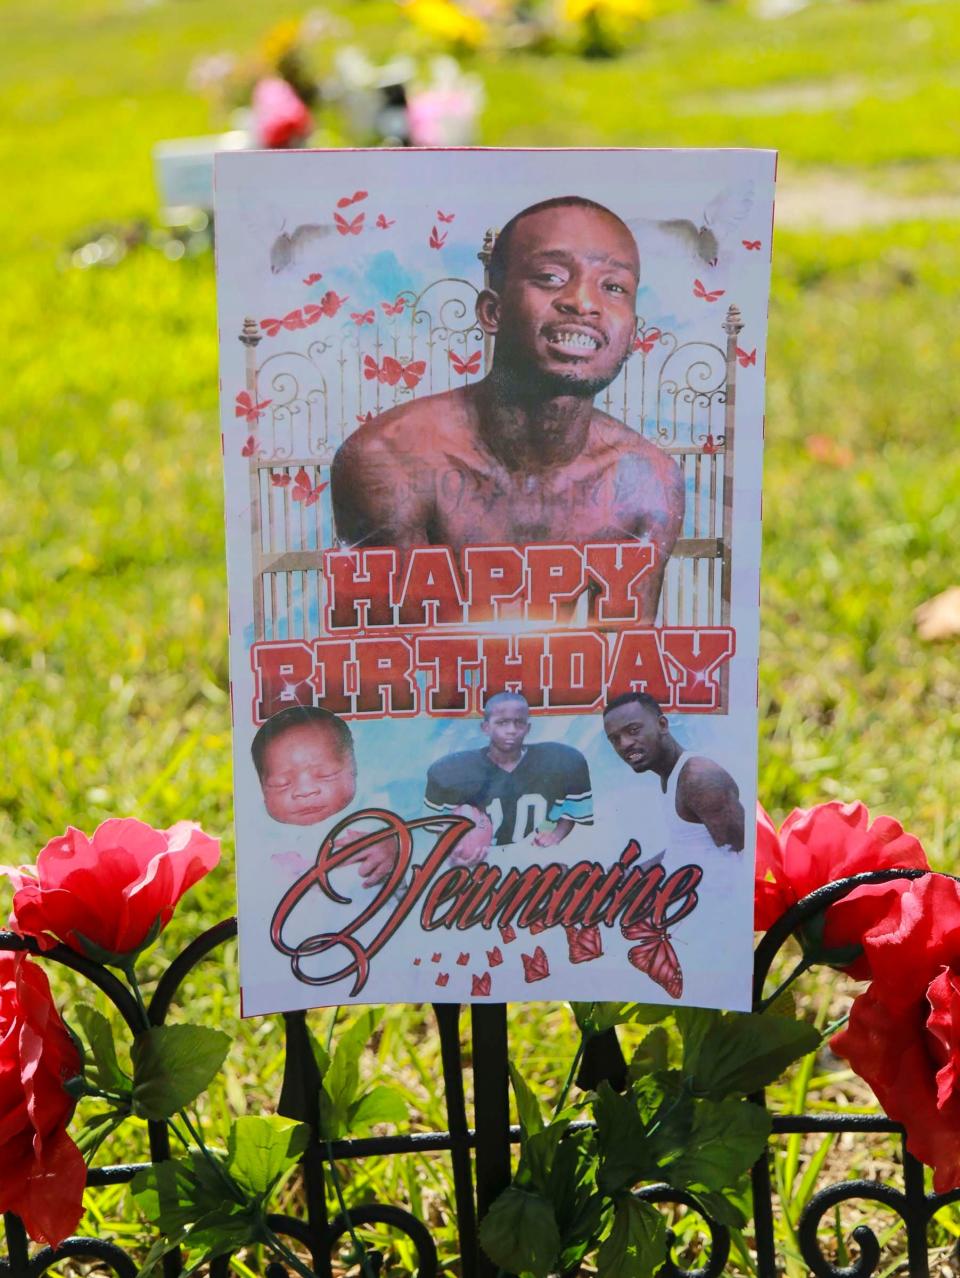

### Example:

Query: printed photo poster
xmin=215 ymin=147 xmax=776 ymax=1016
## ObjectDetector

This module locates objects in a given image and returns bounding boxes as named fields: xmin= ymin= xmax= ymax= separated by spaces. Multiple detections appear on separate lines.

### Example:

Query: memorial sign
xmin=215 ymin=147 xmax=776 ymax=1013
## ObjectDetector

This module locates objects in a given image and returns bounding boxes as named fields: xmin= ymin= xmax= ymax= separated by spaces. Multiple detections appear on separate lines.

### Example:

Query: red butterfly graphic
xmin=521 ymin=946 xmax=550 ymax=983
xmin=337 ymin=190 xmax=368 ymax=208
xmin=381 ymin=297 xmax=406 ymax=316
xmin=566 ymin=924 xmax=603 ymax=964
xmin=486 ymin=946 xmax=503 ymax=967
xmin=449 ymin=349 xmax=482 ymax=376
xmin=693 ymin=279 xmax=725 ymax=303
xmin=701 ymin=434 xmax=721 ymax=455
xmin=260 ymin=309 xmax=305 ymax=337
xmin=471 ymin=972 xmax=491 ymax=996
xmin=241 ymin=435 xmax=261 ymax=457
xmin=303 ymin=292 xmax=348 ymax=325
xmin=356 ymin=411 xmax=374 ymax=426
xmin=736 ymin=346 xmax=757 ymax=367
xmin=624 ymin=919 xmax=683 ymax=999
xmin=334 ymin=211 xmax=364 ymax=236
xmin=351 ymin=310 xmax=375 ymax=326
xmin=270 ymin=473 xmax=292 ymax=488
xmin=528 ymin=917 xmax=548 ymax=935
xmin=429 ymin=225 xmax=447 ymax=250
xmin=632 ymin=328 xmax=661 ymax=355
xmin=437 ymin=210 xmax=455 ymax=223
xmin=376 ymin=213 xmax=395 ymax=229
xmin=413 ymin=957 xmax=421 ymax=965
xmin=303 ymin=272 xmax=323 ymax=285
xmin=435 ymin=972 xmax=449 ymax=988
xmin=291 ymin=467 xmax=328 ymax=506
xmin=499 ymin=923 xmax=516 ymax=945
xmin=363 ymin=354 xmax=426 ymax=389
xmin=743 ymin=239 xmax=761 ymax=250
xmin=321 ymin=290 xmax=348 ymax=317
xmin=456 ymin=952 xmax=469 ymax=966
xmin=235 ymin=390 xmax=272 ymax=422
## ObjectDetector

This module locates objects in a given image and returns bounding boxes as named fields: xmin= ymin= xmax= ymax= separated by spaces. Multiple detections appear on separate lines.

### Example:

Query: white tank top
xmin=662 ymin=751 xmax=737 ymax=862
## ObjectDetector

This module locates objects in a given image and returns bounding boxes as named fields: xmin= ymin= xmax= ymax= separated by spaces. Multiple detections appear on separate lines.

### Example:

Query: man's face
xmin=486 ymin=205 xmax=640 ymax=397
xmin=259 ymin=724 xmax=356 ymax=825
xmin=603 ymin=702 xmax=666 ymax=773
xmin=482 ymin=701 xmax=531 ymax=756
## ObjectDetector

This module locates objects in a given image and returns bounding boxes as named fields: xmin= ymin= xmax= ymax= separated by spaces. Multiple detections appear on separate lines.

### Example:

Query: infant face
xmin=259 ymin=723 xmax=356 ymax=826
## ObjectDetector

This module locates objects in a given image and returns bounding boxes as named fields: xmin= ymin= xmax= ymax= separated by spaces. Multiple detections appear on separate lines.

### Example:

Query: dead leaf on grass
xmin=915 ymin=587 xmax=960 ymax=641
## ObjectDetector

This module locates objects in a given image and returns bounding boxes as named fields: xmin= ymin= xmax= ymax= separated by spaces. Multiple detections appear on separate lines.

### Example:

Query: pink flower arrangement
xmin=251 ymin=77 xmax=313 ymax=148
xmin=3 ymin=818 xmax=219 ymax=960
xmin=0 ymin=953 xmax=85 ymax=1245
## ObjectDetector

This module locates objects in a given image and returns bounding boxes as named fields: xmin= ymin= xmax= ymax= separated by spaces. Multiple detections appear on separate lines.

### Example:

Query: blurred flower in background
xmin=251 ymin=77 xmax=314 ymax=148
xmin=408 ymin=57 xmax=485 ymax=146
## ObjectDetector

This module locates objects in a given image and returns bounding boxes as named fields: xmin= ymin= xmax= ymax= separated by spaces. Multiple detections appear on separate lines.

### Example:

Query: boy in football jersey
xmin=347 ymin=692 xmax=593 ymax=886
xmin=424 ymin=692 xmax=593 ymax=850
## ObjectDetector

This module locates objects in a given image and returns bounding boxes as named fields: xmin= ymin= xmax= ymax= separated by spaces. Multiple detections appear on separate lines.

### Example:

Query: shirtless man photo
xmin=603 ymin=691 xmax=745 ymax=855
xmin=331 ymin=195 xmax=685 ymax=622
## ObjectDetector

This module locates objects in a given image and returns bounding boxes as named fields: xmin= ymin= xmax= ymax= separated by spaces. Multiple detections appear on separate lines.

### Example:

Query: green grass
xmin=3 ymin=0 xmax=960 ymax=1271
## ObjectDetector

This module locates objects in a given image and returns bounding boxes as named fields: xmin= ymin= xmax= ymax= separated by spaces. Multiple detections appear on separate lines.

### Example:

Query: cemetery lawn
xmin=2 ymin=0 xmax=960 ymax=1272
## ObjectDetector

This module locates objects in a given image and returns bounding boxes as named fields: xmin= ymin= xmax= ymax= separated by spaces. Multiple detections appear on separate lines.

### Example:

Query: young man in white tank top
xmin=603 ymin=692 xmax=745 ymax=856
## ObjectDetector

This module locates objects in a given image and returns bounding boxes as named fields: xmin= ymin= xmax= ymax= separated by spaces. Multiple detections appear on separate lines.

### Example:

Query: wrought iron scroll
xmin=1 ymin=868 xmax=955 ymax=1278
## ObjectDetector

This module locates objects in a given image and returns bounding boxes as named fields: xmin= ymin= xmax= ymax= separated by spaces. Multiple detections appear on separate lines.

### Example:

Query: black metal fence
xmin=1 ymin=870 xmax=955 ymax=1278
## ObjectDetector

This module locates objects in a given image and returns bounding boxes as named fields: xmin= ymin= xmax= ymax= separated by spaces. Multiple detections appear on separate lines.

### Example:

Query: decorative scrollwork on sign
xmin=657 ymin=342 xmax=727 ymax=448
xmin=257 ymin=351 xmax=331 ymax=460
xmin=410 ymin=277 xmax=482 ymax=346
xmin=634 ymin=1186 xmax=730 ymax=1278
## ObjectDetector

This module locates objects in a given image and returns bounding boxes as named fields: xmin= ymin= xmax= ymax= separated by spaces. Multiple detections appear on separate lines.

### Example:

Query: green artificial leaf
xmin=131 ymin=1025 xmax=231 ymax=1120
xmin=629 ymin=1027 xmax=671 ymax=1080
xmin=765 ymin=987 xmax=796 ymax=1019
xmin=642 ymin=1076 xmax=695 ymax=1169
xmin=75 ymin=1108 xmax=126 ymax=1158
xmin=631 ymin=1004 xmax=673 ymax=1026
xmin=594 ymin=1082 xmax=657 ymax=1195
xmin=571 ymin=1002 xmax=653 ymax=1037
xmin=319 ymin=1008 xmax=381 ymax=1138
xmin=348 ymin=1085 xmax=408 ymax=1131
xmin=137 ymin=1224 xmax=191 ymax=1278
xmin=73 ymin=915 xmax=163 ymax=969
xmin=478 ymin=1186 xmax=561 ymax=1278
xmin=596 ymin=1195 xmax=667 ymax=1278
xmin=526 ymin=1118 xmax=573 ymax=1194
xmin=560 ymin=1189 xmax=610 ymax=1271
xmin=75 ymin=1005 xmax=129 ymax=1094
xmin=668 ymin=1099 xmax=771 ymax=1191
xmin=675 ymin=1007 xmax=720 ymax=1076
xmin=311 ymin=1036 xmax=331 ymax=1077
xmin=131 ymin=1159 xmax=226 ymax=1233
xmin=226 ymin=1114 xmax=309 ymax=1199
xmin=546 ymin=1127 xmax=597 ymax=1233
xmin=689 ymin=1187 xmax=748 ymax=1229
xmin=180 ymin=1206 xmax=262 ymax=1275
xmin=687 ymin=1011 xmax=821 ymax=1100
xmin=510 ymin=1060 xmax=545 ymax=1139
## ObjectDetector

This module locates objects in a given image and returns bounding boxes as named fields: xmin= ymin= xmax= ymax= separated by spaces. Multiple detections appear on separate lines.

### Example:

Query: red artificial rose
xmin=754 ymin=801 xmax=928 ymax=978
xmin=0 ymin=952 xmax=86 ymax=1245
xmin=251 ymin=77 xmax=313 ymax=149
xmin=832 ymin=874 xmax=960 ymax=1191
xmin=4 ymin=819 xmax=219 ymax=959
